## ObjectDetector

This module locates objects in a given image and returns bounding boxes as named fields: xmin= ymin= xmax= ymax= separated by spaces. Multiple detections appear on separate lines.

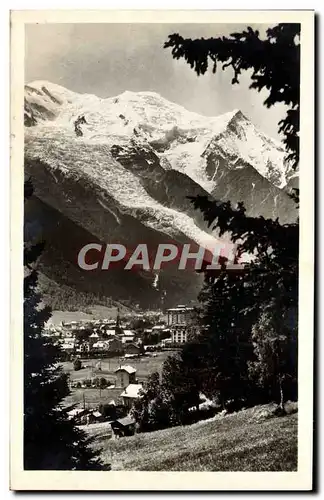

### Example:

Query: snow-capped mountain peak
xmin=24 ymin=81 xmax=297 ymax=309
xmin=25 ymin=81 xmax=292 ymax=190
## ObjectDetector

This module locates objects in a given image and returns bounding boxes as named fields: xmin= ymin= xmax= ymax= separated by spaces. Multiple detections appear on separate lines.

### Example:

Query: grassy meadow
xmin=91 ymin=404 xmax=297 ymax=471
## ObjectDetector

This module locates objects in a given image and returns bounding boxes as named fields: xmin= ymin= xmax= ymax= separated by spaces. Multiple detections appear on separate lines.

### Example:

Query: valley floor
xmin=92 ymin=404 xmax=298 ymax=471
xmin=62 ymin=351 xmax=176 ymax=407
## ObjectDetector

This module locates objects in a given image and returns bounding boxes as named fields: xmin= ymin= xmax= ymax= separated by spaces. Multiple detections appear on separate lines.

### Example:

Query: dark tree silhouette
xmin=24 ymin=180 xmax=106 ymax=470
xmin=163 ymin=23 xmax=299 ymax=411
xmin=165 ymin=23 xmax=300 ymax=169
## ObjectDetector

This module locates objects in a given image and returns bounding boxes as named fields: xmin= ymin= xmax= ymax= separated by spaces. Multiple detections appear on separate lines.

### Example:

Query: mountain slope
xmin=24 ymin=81 xmax=298 ymax=310
xmin=92 ymin=405 xmax=297 ymax=471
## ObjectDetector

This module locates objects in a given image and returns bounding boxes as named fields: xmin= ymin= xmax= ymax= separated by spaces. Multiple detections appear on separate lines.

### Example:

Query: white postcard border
xmin=10 ymin=9 xmax=314 ymax=491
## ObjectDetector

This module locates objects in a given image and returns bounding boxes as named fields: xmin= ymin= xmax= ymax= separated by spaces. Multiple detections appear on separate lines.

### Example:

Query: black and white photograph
xmin=10 ymin=9 xmax=314 ymax=491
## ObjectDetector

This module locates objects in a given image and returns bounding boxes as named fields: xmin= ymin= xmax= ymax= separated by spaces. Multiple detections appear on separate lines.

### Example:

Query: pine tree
xmin=164 ymin=24 xmax=300 ymax=410
xmin=184 ymin=199 xmax=298 ymax=409
xmin=24 ymin=179 xmax=105 ymax=470
xmin=186 ymin=268 xmax=257 ymax=409
xmin=161 ymin=353 xmax=200 ymax=420
xmin=248 ymin=305 xmax=298 ymax=408
xmin=132 ymin=372 xmax=179 ymax=431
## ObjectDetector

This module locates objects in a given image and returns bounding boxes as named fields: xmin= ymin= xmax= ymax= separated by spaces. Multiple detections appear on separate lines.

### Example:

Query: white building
xmin=115 ymin=365 xmax=137 ymax=388
xmin=121 ymin=330 xmax=135 ymax=344
xmin=120 ymin=384 xmax=143 ymax=410
xmin=166 ymin=305 xmax=195 ymax=344
xmin=172 ymin=330 xmax=188 ymax=344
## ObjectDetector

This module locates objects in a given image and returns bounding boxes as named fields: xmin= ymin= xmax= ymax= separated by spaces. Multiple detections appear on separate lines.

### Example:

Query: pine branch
xmin=165 ymin=24 xmax=300 ymax=169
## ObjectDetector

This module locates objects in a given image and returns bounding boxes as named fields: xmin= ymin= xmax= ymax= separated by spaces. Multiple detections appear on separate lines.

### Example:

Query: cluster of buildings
xmin=66 ymin=364 xmax=144 ymax=432
xmin=60 ymin=305 xmax=198 ymax=435
xmin=44 ymin=305 xmax=196 ymax=358
xmin=44 ymin=317 xmax=141 ymax=357
xmin=68 ymin=361 xmax=216 ymax=438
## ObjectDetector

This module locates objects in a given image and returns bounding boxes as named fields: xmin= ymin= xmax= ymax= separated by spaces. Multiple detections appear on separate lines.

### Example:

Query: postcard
xmin=10 ymin=9 xmax=314 ymax=490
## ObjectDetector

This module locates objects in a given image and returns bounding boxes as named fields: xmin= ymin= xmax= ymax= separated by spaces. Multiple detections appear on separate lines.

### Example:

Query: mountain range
xmin=24 ymin=81 xmax=298 ymax=310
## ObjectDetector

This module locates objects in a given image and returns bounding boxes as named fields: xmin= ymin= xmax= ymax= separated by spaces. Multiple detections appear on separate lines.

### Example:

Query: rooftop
xmin=122 ymin=330 xmax=135 ymax=336
xmin=115 ymin=365 xmax=137 ymax=374
xmin=120 ymin=384 xmax=143 ymax=399
xmin=167 ymin=306 xmax=194 ymax=312
xmin=101 ymin=329 xmax=116 ymax=335
xmin=115 ymin=416 xmax=136 ymax=427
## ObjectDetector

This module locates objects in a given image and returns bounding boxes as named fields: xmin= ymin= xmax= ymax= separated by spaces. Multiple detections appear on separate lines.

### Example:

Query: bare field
xmin=61 ymin=351 xmax=176 ymax=382
xmin=63 ymin=387 xmax=124 ymax=408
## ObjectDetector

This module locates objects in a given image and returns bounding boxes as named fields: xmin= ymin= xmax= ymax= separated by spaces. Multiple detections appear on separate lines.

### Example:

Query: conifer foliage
xmin=165 ymin=23 xmax=300 ymax=169
xmin=248 ymin=307 xmax=297 ymax=408
xmin=162 ymin=24 xmax=300 ymax=414
xmin=24 ymin=179 xmax=105 ymax=470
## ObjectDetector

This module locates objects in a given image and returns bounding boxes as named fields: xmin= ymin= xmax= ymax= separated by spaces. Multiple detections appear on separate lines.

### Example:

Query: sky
xmin=25 ymin=23 xmax=287 ymax=141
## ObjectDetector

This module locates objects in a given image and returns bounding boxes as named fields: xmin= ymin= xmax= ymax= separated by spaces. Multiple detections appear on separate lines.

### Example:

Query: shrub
xmin=132 ymin=372 xmax=181 ymax=432
xmin=73 ymin=358 xmax=82 ymax=371
xmin=100 ymin=377 xmax=107 ymax=388
xmin=284 ymin=400 xmax=298 ymax=415
xmin=92 ymin=377 xmax=100 ymax=388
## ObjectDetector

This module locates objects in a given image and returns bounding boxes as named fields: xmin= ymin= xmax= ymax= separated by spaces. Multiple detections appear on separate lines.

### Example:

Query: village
xmin=45 ymin=305 xmax=197 ymax=438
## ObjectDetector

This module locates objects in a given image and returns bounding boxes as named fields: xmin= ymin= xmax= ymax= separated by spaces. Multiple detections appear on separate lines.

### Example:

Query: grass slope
xmin=95 ymin=405 xmax=297 ymax=471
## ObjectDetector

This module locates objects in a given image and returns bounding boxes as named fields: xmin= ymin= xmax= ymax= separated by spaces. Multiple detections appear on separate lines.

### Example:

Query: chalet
xmin=115 ymin=365 xmax=137 ymax=388
xmin=120 ymin=384 xmax=143 ymax=410
xmin=67 ymin=408 xmax=88 ymax=422
xmin=111 ymin=416 xmax=136 ymax=438
xmin=88 ymin=410 xmax=104 ymax=424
